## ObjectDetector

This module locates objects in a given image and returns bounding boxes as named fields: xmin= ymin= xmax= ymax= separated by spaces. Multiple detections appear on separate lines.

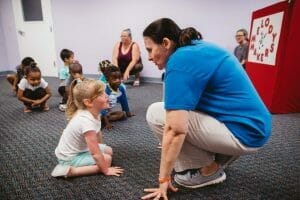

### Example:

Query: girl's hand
xmin=141 ymin=181 xmax=178 ymax=200
xmin=105 ymin=166 xmax=124 ymax=176
xmin=31 ymin=99 xmax=41 ymax=106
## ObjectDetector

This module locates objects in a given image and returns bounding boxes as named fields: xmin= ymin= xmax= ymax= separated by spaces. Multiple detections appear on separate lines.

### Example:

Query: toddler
xmin=58 ymin=49 xmax=74 ymax=109
xmin=59 ymin=61 xmax=85 ymax=111
xmin=101 ymin=64 xmax=134 ymax=130
xmin=17 ymin=63 xmax=51 ymax=113
xmin=6 ymin=57 xmax=35 ymax=93
xmin=52 ymin=79 xmax=124 ymax=177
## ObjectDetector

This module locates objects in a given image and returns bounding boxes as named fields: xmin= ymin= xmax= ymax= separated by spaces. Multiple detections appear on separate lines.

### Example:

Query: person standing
xmin=112 ymin=28 xmax=143 ymax=86
xmin=142 ymin=18 xmax=271 ymax=199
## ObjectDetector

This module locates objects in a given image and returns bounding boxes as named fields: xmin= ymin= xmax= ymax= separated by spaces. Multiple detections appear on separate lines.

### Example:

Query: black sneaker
xmin=174 ymin=168 xmax=226 ymax=188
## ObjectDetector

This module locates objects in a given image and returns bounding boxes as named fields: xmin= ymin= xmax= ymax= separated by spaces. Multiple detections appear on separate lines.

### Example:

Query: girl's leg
xmin=34 ymin=88 xmax=49 ymax=110
xmin=108 ymin=111 xmax=126 ymax=121
xmin=67 ymin=153 xmax=112 ymax=177
xmin=23 ymin=89 xmax=34 ymax=111
xmin=66 ymin=144 xmax=113 ymax=177
xmin=6 ymin=74 xmax=16 ymax=85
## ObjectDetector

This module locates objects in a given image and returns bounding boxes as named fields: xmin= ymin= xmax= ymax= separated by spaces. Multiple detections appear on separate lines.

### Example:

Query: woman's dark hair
xmin=143 ymin=18 xmax=202 ymax=48
xmin=24 ymin=62 xmax=41 ymax=76
xmin=21 ymin=57 xmax=35 ymax=66
xmin=179 ymin=27 xmax=203 ymax=46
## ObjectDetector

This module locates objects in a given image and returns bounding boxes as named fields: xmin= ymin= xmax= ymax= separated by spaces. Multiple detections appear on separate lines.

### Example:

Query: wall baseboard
xmin=0 ymin=71 xmax=163 ymax=84
xmin=0 ymin=71 xmax=14 ymax=76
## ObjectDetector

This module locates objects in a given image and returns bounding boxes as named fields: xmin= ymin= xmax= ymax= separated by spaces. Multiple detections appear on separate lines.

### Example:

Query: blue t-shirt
xmin=59 ymin=66 xmax=70 ymax=87
xmin=164 ymin=40 xmax=271 ymax=147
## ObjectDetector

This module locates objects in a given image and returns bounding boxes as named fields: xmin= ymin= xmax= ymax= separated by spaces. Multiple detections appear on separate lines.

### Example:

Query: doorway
xmin=12 ymin=0 xmax=57 ymax=77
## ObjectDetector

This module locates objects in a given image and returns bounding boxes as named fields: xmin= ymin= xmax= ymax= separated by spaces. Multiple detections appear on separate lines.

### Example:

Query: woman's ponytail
xmin=179 ymin=27 xmax=203 ymax=47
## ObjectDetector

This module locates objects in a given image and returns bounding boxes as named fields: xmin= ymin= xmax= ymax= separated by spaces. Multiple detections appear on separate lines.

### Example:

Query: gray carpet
xmin=0 ymin=76 xmax=299 ymax=200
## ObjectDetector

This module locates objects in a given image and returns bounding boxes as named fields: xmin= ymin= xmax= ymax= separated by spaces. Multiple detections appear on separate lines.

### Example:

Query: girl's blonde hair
xmin=66 ymin=79 xmax=105 ymax=119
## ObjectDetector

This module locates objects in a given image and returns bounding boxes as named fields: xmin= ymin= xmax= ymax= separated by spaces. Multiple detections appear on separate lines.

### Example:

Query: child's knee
xmin=105 ymin=146 xmax=113 ymax=156
xmin=104 ymin=154 xmax=112 ymax=166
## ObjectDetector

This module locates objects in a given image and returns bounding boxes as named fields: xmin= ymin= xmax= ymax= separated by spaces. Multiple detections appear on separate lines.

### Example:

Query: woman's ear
xmin=162 ymin=37 xmax=175 ymax=51
xmin=162 ymin=38 xmax=171 ymax=49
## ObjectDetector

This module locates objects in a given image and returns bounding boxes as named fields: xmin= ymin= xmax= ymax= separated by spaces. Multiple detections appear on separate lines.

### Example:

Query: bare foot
xmin=42 ymin=106 xmax=50 ymax=111
xmin=24 ymin=107 xmax=32 ymax=113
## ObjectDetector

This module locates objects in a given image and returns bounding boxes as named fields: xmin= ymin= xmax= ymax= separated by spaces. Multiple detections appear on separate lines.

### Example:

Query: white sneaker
xmin=51 ymin=164 xmax=70 ymax=177
xmin=58 ymin=104 xmax=67 ymax=112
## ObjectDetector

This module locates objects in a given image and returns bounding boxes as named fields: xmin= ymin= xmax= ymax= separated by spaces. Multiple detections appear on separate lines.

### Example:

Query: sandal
xmin=133 ymin=80 xmax=140 ymax=86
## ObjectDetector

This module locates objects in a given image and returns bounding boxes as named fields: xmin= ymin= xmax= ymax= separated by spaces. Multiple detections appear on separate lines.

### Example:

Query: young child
xmin=58 ymin=49 xmax=74 ymax=108
xmin=6 ymin=57 xmax=35 ymax=94
xmin=17 ymin=63 xmax=51 ymax=113
xmin=51 ymin=79 xmax=124 ymax=177
xmin=101 ymin=64 xmax=134 ymax=130
xmin=98 ymin=59 xmax=111 ymax=84
xmin=98 ymin=59 xmax=126 ymax=90
xmin=59 ymin=61 xmax=85 ymax=111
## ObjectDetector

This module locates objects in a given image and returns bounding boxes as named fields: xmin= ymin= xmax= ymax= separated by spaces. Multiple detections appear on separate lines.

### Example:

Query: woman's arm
xmin=159 ymin=110 xmax=189 ymax=179
xmin=123 ymin=43 xmax=141 ymax=80
xmin=112 ymin=42 xmax=120 ymax=66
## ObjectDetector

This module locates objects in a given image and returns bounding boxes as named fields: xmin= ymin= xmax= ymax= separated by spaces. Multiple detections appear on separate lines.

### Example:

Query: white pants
xmin=146 ymin=102 xmax=259 ymax=172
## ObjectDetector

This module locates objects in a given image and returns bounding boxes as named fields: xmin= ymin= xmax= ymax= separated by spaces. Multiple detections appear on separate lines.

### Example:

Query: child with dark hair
xmin=101 ymin=64 xmax=134 ymax=130
xmin=17 ymin=63 xmax=51 ymax=113
xmin=6 ymin=57 xmax=35 ymax=93
xmin=59 ymin=61 xmax=85 ymax=111
xmin=98 ymin=59 xmax=111 ymax=83
xmin=58 ymin=49 xmax=74 ymax=108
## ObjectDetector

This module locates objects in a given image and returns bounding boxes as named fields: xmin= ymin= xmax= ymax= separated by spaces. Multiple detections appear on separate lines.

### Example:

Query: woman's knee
xmin=146 ymin=102 xmax=165 ymax=125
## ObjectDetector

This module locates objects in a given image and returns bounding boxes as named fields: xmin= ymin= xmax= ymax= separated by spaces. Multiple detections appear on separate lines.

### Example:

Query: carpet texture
xmin=0 ymin=76 xmax=299 ymax=200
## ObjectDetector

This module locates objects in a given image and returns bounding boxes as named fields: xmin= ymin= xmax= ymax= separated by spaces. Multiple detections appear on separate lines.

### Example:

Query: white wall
xmin=51 ymin=0 xmax=280 ymax=78
xmin=0 ymin=0 xmax=20 ymax=72
xmin=1 ymin=0 xmax=280 ymax=78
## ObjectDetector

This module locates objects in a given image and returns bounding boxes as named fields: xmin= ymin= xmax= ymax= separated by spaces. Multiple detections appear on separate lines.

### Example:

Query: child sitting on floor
xmin=17 ymin=62 xmax=51 ymax=113
xmin=6 ymin=57 xmax=35 ymax=94
xmin=101 ymin=64 xmax=134 ymax=130
xmin=98 ymin=59 xmax=126 ymax=90
xmin=59 ymin=61 xmax=85 ymax=111
xmin=52 ymin=79 xmax=124 ymax=178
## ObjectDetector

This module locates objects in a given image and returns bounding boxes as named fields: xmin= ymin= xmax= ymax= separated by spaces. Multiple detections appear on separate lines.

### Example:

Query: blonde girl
xmin=52 ymin=79 xmax=124 ymax=177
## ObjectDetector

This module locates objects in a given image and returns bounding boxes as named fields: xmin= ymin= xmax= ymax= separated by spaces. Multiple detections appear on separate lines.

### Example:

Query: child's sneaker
xmin=51 ymin=164 xmax=70 ymax=177
xmin=59 ymin=104 xmax=67 ymax=112
xmin=174 ymin=167 xmax=226 ymax=188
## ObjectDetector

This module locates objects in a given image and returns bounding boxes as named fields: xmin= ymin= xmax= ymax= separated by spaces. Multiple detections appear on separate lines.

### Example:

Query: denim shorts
xmin=59 ymin=144 xmax=107 ymax=167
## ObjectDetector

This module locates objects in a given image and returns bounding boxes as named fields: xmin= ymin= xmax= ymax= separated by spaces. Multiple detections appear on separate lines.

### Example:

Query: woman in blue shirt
xmin=142 ymin=18 xmax=271 ymax=200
